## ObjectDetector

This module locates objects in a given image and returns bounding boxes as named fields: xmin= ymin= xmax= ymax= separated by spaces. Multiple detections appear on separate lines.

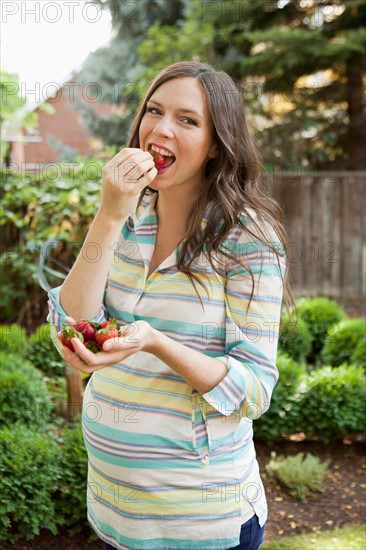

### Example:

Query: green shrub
xmin=296 ymin=364 xmax=366 ymax=442
xmin=0 ymin=352 xmax=53 ymax=428
xmin=0 ymin=323 xmax=28 ymax=356
xmin=45 ymin=375 xmax=68 ymax=418
xmin=296 ymin=297 xmax=346 ymax=362
xmin=279 ymin=314 xmax=313 ymax=362
xmin=0 ymin=424 xmax=60 ymax=543
xmin=254 ymin=353 xmax=305 ymax=441
xmin=321 ymin=318 xmax=366 ymax=367
xmin=266 ymin=452 xmax=330 ymax=502
xmin=0 ymin=163 xmax=101 ymax=324
xmin=351 ymin=334 xmax=366 ymax=369
xmin=54 ymin=421 xmax=89 ymax=532
xmin=27 ymin=323 xmax=65 ymax=376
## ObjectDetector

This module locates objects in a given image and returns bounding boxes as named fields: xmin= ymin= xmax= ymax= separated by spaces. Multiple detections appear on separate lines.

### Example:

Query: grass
xmin=262 ymin=523 xmax=366 ymax=549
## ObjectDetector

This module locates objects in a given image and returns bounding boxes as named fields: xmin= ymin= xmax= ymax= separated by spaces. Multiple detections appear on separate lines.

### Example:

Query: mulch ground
xmin=4 ymin=438 xmax=365 ymax=549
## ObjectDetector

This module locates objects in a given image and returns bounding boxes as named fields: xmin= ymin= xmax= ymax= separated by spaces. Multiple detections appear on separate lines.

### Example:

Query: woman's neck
xmin=156 ymin=189 xmax=197 ymax=231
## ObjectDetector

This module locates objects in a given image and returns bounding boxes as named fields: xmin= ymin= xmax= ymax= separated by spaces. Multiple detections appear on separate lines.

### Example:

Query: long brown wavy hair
xmin=128 ymin=61 xmax=295 ymax=315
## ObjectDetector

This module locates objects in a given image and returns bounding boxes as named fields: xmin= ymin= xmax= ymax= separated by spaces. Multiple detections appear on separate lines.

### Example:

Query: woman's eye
xmin=182 ymin=118 xmax=197 ymax=126
xmin=147 ymin=107 xmax=160 ymax=114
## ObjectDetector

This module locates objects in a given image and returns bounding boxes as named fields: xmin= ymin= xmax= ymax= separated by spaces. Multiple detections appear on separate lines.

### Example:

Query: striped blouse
xmin=48 ymin=190 xmax=285 ymax=549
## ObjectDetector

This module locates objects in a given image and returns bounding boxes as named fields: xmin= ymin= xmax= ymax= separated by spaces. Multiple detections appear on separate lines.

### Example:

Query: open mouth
xmin=148 ymin=144 xmax=176 ymax=170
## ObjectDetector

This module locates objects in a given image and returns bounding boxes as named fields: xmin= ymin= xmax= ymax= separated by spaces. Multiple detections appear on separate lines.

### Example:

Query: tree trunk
xmin=345 ymin=54 xmax=366 ymax=170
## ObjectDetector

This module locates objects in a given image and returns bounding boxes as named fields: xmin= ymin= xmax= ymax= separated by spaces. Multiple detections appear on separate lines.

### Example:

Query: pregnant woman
xmin=48 ymin=61 xmax=293 ymax=550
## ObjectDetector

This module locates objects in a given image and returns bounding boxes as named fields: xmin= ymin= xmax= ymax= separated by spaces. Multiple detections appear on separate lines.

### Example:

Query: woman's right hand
xmin=100 ymin=147 xmax=157 ymax=220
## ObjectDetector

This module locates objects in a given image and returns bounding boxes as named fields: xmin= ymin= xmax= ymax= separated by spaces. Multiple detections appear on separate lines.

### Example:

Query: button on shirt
xmin=48 ymin=190 xmax=285 ymax=550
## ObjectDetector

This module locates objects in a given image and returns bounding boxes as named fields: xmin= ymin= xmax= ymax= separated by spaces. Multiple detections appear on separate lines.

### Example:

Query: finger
xmin=139 ymin=165 xmax=158 ymax=185
xmin=108 ymin=147 xmax=142 ymax=166
xmin=71 ymin=336 xmax=99 ymax=365
xmin=121 ymin=156 xmax=155 ymax=182
xmin=64 ymin=316 xmax=76 ymax=326
xmin=62 ymin=346 xmax=95 ymax=374
xmin=66 ymin=339 xmax=124 ymax=370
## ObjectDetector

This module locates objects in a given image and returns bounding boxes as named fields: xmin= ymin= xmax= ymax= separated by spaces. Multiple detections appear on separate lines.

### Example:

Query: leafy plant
xmin=0 ymin=323 xmax=28 ymax=356
xmin=279 ymin=313 xmax=313 ymax=362
xmin=351 ymin=334 xmax=366 ymax=369
xmin=266 ymin=452 xmax=330 ymax=502
xmin=54 ymin=421 xmax=89 ymax=532
xmin=321 ymin=318 xmax=366 ymax=367
xmin=296 ymin=297 xmax=346 ymax=363
xmin=296 ymin=364 xmax=366 ymax=442
xmin=27 ymin=322 xmax=65 ymax=376
xmin=0 ymin=424 xmax=60 ymax=543
xmin=254 ymin=352 xmax=305 ymax=441
xmin=0 ymin=352 xmax=53 ymax=428
xmin=0 ymin=162 xmax=101 ymax=328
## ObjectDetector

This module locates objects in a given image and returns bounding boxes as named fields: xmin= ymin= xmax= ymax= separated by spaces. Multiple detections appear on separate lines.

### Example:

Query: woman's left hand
xmin=58 ymin=317 xmax=154 ymax=374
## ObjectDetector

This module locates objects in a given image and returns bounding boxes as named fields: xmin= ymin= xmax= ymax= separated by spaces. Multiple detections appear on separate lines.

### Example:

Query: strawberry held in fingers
xmin=59 ymin=326 xmax=84 ymax=351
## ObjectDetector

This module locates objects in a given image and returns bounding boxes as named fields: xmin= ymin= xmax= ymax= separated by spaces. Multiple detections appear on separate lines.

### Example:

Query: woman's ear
xmin=208 ymin=142 xmax=219 ymax=159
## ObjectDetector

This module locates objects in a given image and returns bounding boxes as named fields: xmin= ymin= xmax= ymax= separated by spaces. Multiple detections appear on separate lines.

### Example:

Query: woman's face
xmin=139 ymin=77 xmax=218 ymax=195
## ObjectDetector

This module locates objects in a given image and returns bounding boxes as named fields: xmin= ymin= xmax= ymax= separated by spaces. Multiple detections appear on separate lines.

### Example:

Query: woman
xmin=48 ymin=61 xmax=293 ymax=550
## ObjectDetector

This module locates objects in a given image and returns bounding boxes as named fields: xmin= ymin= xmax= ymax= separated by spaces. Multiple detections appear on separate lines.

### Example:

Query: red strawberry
xmin=73 ymin=319 xmax=97 ymax=342
xmin=150 ymin=149 xmax=165 ymax=169
xmin=59 ymin=326 xmax=84 ymax=351
xmin=95 ymin=319 xmax=121 ymax=347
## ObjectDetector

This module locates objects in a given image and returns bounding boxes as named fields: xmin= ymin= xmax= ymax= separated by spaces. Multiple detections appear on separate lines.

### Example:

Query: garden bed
xmin=4 ymin=438 xmax=365 ymax=549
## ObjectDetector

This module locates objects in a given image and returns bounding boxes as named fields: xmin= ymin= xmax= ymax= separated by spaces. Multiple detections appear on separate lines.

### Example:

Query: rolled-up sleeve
xmin=47 ymin=286 xmax=106 ymax=355
xmin=202 ymin=219 xmax=286 ymax=420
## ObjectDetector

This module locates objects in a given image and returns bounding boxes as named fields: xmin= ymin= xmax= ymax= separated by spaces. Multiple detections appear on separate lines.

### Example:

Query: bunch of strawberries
xmin=60 ymin=319 xmax=122 ymax=353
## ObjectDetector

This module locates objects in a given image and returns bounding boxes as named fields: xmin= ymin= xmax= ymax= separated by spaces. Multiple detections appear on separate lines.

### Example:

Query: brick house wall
xmin=10 ymin=79 xmax=116 ymax=170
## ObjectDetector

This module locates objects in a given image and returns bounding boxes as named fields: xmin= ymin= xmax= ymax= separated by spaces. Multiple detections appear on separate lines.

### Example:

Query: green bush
xmin=296 ymin=297 xmax=346 ymax=362
xmin=27 ymin=323 xmax=65 ymax=376
xmin=0 ymin=352 xmax=53 ymax=428
xmin=0 ymin=163 xmax=101 ymax=324
xmin=351 ymin=334 xmax=366 ymax=369
xmin=0 ymin=323 xmax=28 ymax=356
xmin=266 ymin=452 xmax=330 ymax=502
xmin=54 ymin=421 xmax=89 ymax=532
xmin=279 ymin=314 xmax=313 ymax=362
xmin=296 ymin=364 xmax=366 ymax=442
xmin=254 ymin=353 xmax=305 ymax=441
xmin=321 ymin=318 xmax=366 ymax=367
xmin=0 ymin=424 xmax=60 ymax=543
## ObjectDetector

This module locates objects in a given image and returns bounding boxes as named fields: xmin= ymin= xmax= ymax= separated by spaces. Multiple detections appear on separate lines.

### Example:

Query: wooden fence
xmin=269 ymin=171 xmax=365 ymax=309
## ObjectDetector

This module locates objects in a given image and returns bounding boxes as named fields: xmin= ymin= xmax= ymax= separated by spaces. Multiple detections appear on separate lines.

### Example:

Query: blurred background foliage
xmin=79 ymin=0 xmax=366 ymax=170
xmin=1 ymin=0 xmax=365 ymax=330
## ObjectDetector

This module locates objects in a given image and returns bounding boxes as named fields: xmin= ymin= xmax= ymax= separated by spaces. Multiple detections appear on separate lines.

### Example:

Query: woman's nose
xmin=152 ymin=116 xmax=174 ymax=138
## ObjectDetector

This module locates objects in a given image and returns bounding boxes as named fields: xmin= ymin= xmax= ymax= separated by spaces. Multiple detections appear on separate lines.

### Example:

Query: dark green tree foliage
xmin=218 ymin=0 xmax=366 ymax=170
xmin=133 ymin=0 xmax=366 ymax=169
xmin=78 ymin=0 xmax=186 ymax=145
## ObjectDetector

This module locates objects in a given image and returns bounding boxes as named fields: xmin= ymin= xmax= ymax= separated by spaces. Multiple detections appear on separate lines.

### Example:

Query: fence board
xmin=270 ymin=172 xmax=365 ymax=304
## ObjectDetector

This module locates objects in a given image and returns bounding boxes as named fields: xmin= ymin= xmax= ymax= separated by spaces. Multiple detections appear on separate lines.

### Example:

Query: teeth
xmin=151 ymin=144 xmax=174 ymax=157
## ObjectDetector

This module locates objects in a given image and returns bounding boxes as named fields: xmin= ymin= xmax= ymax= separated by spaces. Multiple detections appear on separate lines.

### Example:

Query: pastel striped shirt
xmin=48 ymin=190 xmax=285 ymax=549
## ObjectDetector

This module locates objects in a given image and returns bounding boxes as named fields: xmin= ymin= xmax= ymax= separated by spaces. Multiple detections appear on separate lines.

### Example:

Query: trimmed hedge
xmin=351 ymin=334 xmax=366 ymax=368
xmin=296 ymin=297 xmax=346 ymax=362
xmin=279 ymin=314 xmax=313 ymax=362
xmin=0 ymin=352 xmax=53 ymax=428
xmin=254 ymin=352 xmax=306 ymax=441
xmin=0 ymin=424 xmax=60 ymax=543
xmin=27 ymin=322 xmax=65 ymax=377
xmin=295 ymin=364 xmax=366 ymax=442
xmin=321 ymin=318 xmax=366 ymax=367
